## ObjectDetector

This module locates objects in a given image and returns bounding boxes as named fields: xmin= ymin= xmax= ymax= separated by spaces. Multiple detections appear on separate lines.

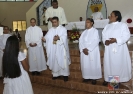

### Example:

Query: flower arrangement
xmin=69 ymin=24 xmax=80 ymax=41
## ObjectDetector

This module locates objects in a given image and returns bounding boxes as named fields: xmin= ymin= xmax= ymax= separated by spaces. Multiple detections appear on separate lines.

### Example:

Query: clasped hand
xmin=29 ymin=43 xmax=37 ymax=47
xmin=83 ymin=48 xmax=89 ymax=55
xmin=53 ymin=35 xmax=60 ymax=41
xmin=42 ymin=37 xmax=46 ymax=42
xmin=105 ymin=38 xmax=117 ymax=46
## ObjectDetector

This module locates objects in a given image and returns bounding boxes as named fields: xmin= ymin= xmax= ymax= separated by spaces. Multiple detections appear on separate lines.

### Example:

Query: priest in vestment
xmin=91 ymin=7 xmax=103 ymax=20
xmin=45 ymin=0 xmax=67 ymax=30
xmin=102 ymin=11 xmax=131 ymax=85
xmin=43 ymin=17 xmax=70 ymax=81
xmin=25 ymin=18 xmax=47 ymax=75
xmin=79 ymin=18 xmax=102 ymax=85
xmin=0 ymin=26 xmax=11 ymax=77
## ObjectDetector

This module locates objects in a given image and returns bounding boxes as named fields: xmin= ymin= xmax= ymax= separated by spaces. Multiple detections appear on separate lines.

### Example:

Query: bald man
xmin=91 ymin=7 xmax=103 ymax=20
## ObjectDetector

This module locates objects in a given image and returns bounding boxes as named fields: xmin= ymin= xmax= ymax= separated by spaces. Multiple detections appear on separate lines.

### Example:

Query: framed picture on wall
xmin=36 ymin=0 xmax=52 ymax=26
xmin=86 ymin=0 xmax=107 ymax=19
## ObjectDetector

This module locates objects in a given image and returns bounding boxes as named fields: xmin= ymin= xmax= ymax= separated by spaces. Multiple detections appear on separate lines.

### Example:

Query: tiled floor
xmin=0 ymin=79 xmax=93 ymax=94
xmin=0 ymin=79 xmax=3 ymax=94
xmin=0 ymin=37 xmax=133 ymax=94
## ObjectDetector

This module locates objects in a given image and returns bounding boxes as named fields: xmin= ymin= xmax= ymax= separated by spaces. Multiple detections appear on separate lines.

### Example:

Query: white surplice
xmin=45 ymin=7 xmax=67 ymax=30
xmin=25 ymin=26 xmax=47 ymax=72
xmin=79 ymin=27 xmax=102 ymax=79
xmin=0 ymin=34 xmax=11 ymax=77
xmin=102 ymin=22 xmax=131 ymax=82
xmin=44 ymin=25 xmax=70 ymax=77
xmin=91 ymin=12 xmax=103 ymax=20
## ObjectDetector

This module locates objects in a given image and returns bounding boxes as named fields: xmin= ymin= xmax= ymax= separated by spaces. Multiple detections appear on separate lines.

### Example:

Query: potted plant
xmin=69 ymin=24 xmax=80 ymax=43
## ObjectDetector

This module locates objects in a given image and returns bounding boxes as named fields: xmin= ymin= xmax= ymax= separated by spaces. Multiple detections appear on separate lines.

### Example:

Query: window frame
xmin=0 ymin=0 xmax=37 ymax=2
xmin=12 ymin=20 xmax=27 ymax=31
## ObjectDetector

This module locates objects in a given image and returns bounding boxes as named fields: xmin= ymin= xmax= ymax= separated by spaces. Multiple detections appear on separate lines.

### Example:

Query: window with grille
xmin=13 ymin=21 xmax=26 ymax=31
xmin=0 ymin=0 xmax=37 ymax=1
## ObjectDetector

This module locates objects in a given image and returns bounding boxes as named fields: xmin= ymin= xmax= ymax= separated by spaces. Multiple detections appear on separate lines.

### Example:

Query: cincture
xmin=112 ymin=47 xmax=117 ymax=53
xmin=34 ymin=55 xmax=37 ymax=61
xmin=89 ymin=53 xmax=93 ymax=61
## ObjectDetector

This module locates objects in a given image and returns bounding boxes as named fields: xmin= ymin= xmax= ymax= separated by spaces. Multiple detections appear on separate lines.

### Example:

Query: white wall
xmin=105 ymin=0 xmax=133 ymax=27
xmin=58 ymin=0 xmax=89 ymax=22
xmin=26 ymin=0 xmax=133 ymax=29
xmin=58 ymin=0 xmax=133 ymax=26
xmin=0 ymin=2 xmax=35 ymax=42
xmin=0 ymin=2 xmax=35 ymax=29
xmin=26 ymin=0 xmax=47 ymax=30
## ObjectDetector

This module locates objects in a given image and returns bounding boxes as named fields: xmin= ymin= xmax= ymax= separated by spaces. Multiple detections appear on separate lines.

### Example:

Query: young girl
xmin=3 ymin=36 xmax=33 ymax=94
xmin=79 ymin=18 xmax=102 ymax=85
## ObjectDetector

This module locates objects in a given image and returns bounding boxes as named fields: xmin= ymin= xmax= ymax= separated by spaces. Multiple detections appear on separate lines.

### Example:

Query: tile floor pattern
xmin=1 ymin=37 xmax=133 ymax=94
xmin=0 ymin=79 xmax=95 ymax=94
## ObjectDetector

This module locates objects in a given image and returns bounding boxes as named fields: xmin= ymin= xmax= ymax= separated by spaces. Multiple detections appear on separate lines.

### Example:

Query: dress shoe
xmin=91 ymin=80 xmax=97 ymax=85
xmin=36 ymin=72 xmax=40 ymax=75
xmin=31 ymin=72 xmax=36 ymax=76
xmin=103 ymin=81 xmax=108 ymax=86
xmin=52 ymin=77 xmax=59 ymax=80
xmin=0 ymin=77 xmax=3 ymax=79
xmin=82 ymin=79 xmax=91 ymax=82
xmin=63 ymin=76 xmax=68 ymax=82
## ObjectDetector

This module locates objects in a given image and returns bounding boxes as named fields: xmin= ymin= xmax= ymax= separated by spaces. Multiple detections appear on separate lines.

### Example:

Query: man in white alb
xmin=25 ymin=18 xmax=47 ymax=75
xmin=42 ymin=17 xmax=70 ymax=82
xmin=91 ymin=7 xmax=103 ymax=20
xmin=45 ymin=0 xmax=67 ymax=30
xmin=0 ymin=26 xmax=11 ymax=78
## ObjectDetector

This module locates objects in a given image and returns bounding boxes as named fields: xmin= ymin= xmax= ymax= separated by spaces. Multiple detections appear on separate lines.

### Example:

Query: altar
xmin=65 ymin=19 xmax=109 ymax=42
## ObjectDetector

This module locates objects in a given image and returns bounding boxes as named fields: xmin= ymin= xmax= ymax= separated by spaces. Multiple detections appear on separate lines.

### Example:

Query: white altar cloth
xmin=65 ymin=19 xmax=109 ymax=30
xmin=65 ymin=19 xmax=109 ymax=42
